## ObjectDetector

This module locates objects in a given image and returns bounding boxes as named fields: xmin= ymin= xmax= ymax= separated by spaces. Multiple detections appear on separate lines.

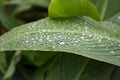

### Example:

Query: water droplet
xmin=33 ymin=41 xmax=36 ymax=44
xmin=59 ymin=41 xmax=65 ymax=45
xmin=31 ymin=38 xmax=34 ymax=41
xmin=118 ymin=16 xmax=120 ymax=19
xmin=110 ymin=51 xmax=115 ymax=54
xmin=25 ymin=40 xmax=29 ymax=43
xmin=39 ymin=39 xmax=42 ymax=42
xmin=75 ymin=40 xmax=78 ymax=43
xmin=42 ymin=30 xmax=46 ymax=32
xmin=81 ymin=36 xmax=85 ymax=40
xmin=98 ymin=39 xmax=101 ymax=42
xmin=48 ymin=39 xmax=52 ymax=42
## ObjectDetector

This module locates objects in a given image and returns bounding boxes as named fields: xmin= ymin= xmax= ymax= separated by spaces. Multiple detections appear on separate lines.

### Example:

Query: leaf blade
xmin=0 ymin=17 xmax=120 ymax=66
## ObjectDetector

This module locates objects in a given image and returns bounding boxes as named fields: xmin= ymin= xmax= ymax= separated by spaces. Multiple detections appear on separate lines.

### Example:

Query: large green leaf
xmin=49 ymin=0 xmax=101 ymax=21
xmin=32 ymin=53 xmax=114 ymax=80
xmin=91 ymin=0 xmax=120 ymax=20
xmin=0 ymin=17 xmax=120 ymax=66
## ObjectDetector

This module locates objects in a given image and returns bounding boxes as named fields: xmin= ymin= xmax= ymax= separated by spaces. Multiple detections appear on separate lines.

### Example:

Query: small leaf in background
xmin=35 ymin=53 xmax=114 ymax=80
xmin=0 ymin=17 xmax=120 ymax=66
xmin=111 ymin=67 xmax=120 ymax=80
xmin=3 ymin=51 xmax=21 ymax=79
xmin=12 ymin=3 xmax=32 ymax=16
xmin=23 ymin=51 xmax=56 ymax=67
xmin=0 ymin=52 xmax=6 ymax=74
xmin=28 ymin=0 xmax=50 ymax=8
xmin=6 ymin=0 xmax=50 ymax=9
xmin=91 ymin=0 xmax=120 ymax=20
xmin=0 ymin=9 xmax=24 ymax=30
xmin=0 ymin=0 xmax=6 ymax=7
xmin=49 ymin=0 xmax=101 ymax=21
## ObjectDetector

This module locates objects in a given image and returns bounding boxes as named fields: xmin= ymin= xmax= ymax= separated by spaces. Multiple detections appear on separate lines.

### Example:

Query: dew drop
xmin=110 ymin=51 xmax=115 ymax=54
xmin=81 ymin=36 xmax=85 ymax=40
xmin=39 ymin=39 xmax=42 ymax=42
xmin=98 ymin=39 xmax=101 ymax=42
xmin=25 ymin=40 xmax=29 ymax=43
xmin=75 ymin=40 xmax=78 ymax=43
xmin=59 ymin=41 xmax=65 ymax=45
xmin=31 ymin=38 xmax=34 ymax=41
xmin=42 ymin=30 xmax=46 ymax=32
xmin=48 ymin=39 xmax=52 ymax=42
xmin=118 ymin=16 xmax=120 ymax=19
xmin=33 ymin=41 xmax=36 ymax=44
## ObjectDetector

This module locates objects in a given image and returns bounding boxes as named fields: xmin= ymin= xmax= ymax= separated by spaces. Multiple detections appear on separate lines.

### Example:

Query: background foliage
xmin=0 ymin=0 xmax=120 ymax=80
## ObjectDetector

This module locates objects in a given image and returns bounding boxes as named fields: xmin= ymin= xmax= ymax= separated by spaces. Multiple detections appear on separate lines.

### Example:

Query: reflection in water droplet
xmin=59 ymin=41 xmax=65 ymax=45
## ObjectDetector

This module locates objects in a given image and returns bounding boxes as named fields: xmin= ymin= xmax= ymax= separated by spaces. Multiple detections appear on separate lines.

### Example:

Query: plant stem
xmin=101 ymin=0 xmax=109 ymax=20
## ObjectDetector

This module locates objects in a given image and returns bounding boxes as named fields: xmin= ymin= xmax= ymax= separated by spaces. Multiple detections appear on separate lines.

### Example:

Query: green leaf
xmin=3 ymin=51 xmax=21 ymax=79
xmin=34 ymin=53 xmax=114 ymax=80
xmin=12 ymin=3 xmax=32 ymax=15
xmin=91 ymin=0 xmax=120 ymax=20
xmin=30 ymin=68 xmax=45 ymax=80
xmin=0 ymin=9 xmax=24 ymax=30
xmin=23 ymin=51 xmax=56 ymax=67
xmin=7 ymin=0 xmax=50 ymax=9
xmin=49 ymin=0 xmax=101 ymax=21
xmin=111 ymin=67 xmax=120 ymax=80
xmin=0 ymin=17 xmax=120 ymax=66
xmin=0 ymin=0 xmax=6 ymax=7
xmin=0 ymin=52 xmax=6 ymax=74
xmin=29 ymin=0 xmax=50 ymax=8
xmin=30 ymin=53 xmax=113 ymax=80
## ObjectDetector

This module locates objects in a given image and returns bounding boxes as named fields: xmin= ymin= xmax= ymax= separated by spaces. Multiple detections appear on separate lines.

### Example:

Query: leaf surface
xmin=0 ymin=17 xmax=120 ymax=66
